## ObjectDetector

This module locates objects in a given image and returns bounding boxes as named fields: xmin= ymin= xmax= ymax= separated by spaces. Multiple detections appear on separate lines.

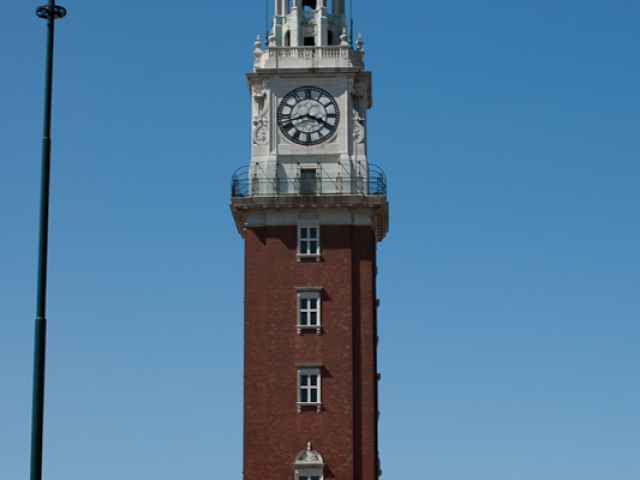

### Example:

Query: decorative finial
xmin=307 ymin=441 xmax=312 ymax=451
xmin=340 ymin=28 xmax=349 ymax=47
xmin=269 ymin=26 xmax=277 ymax=48
xmin=356 ymin=33 xmax=364 ymax=51
xmin=254 ymin=35 xmax=262 ymax=53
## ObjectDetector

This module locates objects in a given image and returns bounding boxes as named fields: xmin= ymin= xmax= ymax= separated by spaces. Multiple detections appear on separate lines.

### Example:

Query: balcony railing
xmin=231 ymin=164 xmax=387 ymax=199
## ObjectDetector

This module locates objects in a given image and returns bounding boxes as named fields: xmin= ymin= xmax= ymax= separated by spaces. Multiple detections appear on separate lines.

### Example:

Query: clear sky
xmin=1 ymin=1 xmax=639 ymax=479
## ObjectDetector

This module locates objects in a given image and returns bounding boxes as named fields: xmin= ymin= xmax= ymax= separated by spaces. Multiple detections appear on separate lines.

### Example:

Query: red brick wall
xmin=243 ymin=224 xmax=378 ymax=480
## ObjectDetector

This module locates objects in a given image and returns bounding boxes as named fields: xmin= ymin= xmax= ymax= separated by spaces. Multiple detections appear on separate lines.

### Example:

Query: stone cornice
xmin=230 ymin=194 xmax=389 ymax=242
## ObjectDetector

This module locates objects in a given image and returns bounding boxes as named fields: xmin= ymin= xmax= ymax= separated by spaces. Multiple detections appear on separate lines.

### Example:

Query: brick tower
xmin=230 ymin=2 xmax=388 ymax=479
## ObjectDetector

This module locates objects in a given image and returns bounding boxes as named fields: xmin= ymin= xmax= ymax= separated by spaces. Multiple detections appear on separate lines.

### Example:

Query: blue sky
xmin=1 ymin=1 xmax=639 ymax=479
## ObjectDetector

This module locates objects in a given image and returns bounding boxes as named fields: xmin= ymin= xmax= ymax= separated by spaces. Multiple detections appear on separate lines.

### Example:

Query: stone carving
xmin=299 ymin=212 xmax=319 ymax=223
xmin=269 ymin=25 xmax=277 ymax=48
xmin=294 ymin=442 xmax=325 ymax=466
xmin=340 ymin=27 xmax=349 ymax=47
xmin=252 ymin=87 xmax=269 ymax=145
xmin=353 ymin=110 xmax=366 ymax=144
xmin=351 ymin=86 xmax=366 ymax=144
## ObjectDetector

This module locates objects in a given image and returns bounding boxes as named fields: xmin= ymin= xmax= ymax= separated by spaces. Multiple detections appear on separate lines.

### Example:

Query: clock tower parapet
xmin=253 ymin=38 xmax=364 ymax=71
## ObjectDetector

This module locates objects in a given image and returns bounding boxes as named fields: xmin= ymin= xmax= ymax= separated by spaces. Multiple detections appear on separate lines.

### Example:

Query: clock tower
xmin=230 ymin=2 xmax=388 ymax=479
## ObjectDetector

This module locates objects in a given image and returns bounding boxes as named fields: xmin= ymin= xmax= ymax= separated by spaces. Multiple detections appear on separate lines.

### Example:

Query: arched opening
xmin=302 ymin=0 xmax=317 ymax=10
xmin=285 ymin=30 xmax=291 ymax=47
xmin=327 ymin=29 xmax=334 ymax=46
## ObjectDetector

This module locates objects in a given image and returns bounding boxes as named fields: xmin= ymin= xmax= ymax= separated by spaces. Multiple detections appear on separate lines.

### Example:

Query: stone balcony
xmin=254 ymin=46 xmax=365 ymax=70
xmin=229 ymin=164 xmax=388 ymax=241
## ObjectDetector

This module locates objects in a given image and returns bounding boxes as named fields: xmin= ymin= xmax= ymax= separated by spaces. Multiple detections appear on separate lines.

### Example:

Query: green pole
xmin=31 ymin=3 xmax=66 ymax=480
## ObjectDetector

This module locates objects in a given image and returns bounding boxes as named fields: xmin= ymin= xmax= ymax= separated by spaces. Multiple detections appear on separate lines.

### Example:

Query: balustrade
xmin=260 ymin=46 xmax=364 ymax=67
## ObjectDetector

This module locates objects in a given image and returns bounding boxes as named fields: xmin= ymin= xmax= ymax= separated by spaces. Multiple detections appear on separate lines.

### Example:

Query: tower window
xmin=298 ymin=213 xmax=321 ymax=261
xmin=296 ymin=288 xmax=322 ymax=335
xmin=300 ymin=374 xmax=319 ymax=402
xmin=297 ymin=365 xmax=322 ymax=412
xmin=298 ymin=225 xmax=320 ymax=258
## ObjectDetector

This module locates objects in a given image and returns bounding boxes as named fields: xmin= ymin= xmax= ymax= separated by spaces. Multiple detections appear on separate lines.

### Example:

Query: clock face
xmin=277 ymin=87 xmax=340 ymax=146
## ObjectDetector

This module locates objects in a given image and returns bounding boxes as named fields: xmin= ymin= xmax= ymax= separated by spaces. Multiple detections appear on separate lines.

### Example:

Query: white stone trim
xmin=230 ymin=194 xmax=389 ymax=242
xmin=295 ymin=468 xmax=325 ymax=480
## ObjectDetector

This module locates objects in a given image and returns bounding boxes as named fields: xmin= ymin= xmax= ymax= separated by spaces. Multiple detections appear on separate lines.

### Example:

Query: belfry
xmin=230 ymin=1 xmax=389 ymax=479
xmin=271 ymin=0 xmax=348 ymax=47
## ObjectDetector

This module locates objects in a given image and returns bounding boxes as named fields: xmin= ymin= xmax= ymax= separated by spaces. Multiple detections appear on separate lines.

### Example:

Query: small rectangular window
xmin=298 ymin=226 xmax=320 ymax=257
xmin=300 ymin=374 xmax=319 ymax=403
xmin=297 ymin=366 xmax=322 ymax=413
xmin=297 ymin=289 xmax=322 ymax=335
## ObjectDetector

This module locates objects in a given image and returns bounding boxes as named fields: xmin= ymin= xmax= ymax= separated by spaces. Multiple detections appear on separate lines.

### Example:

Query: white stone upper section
xmin=253 ymin=0 xmax=364 ymax=71
xmin=273 ymin=0 xmax=346 ymax=48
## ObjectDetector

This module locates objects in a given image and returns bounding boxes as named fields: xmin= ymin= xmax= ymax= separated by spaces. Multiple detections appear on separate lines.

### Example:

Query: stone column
xmin=317 ymin=2 xmax=328 ymax=46
xmin=290 ymin=1 xmax=300 ymax=46
xmin=274 ymin=0 xmax=289 ymax=46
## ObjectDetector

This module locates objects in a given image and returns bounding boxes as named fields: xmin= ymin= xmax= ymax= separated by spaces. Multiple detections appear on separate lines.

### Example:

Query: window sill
xmin=298 ymin=325 xmax=322 ymax=335
xmin=297 ymin=402 xmax=322 ymax=413
xmin=297 ymin=253 xmax=322 ymax=262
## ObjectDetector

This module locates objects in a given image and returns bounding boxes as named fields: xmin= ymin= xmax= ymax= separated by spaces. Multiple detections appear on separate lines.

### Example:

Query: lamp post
xmin=31 ymin=2 xmax=66 ymax=480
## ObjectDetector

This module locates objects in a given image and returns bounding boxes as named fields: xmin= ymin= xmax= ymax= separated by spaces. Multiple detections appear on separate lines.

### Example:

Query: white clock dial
xmin=277 ymin=87 xmax=340 ymax=145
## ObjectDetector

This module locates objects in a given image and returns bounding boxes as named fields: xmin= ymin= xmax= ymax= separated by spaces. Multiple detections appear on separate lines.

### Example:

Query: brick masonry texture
xmin=243 ymin=223 xmax=379 ymax=480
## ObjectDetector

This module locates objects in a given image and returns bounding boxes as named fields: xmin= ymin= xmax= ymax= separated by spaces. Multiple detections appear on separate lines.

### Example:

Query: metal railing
xmin=231 ymin=164 xmax=387 ymax=198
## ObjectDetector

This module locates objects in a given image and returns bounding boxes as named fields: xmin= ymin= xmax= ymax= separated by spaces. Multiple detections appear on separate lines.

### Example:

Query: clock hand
xmin=291 ymin=113 xmax=319 ymax=122
xmin=308 ymin=112 xmax=327 ymax=122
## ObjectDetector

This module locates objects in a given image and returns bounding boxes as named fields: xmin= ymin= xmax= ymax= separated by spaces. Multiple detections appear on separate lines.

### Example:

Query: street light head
xmin=36 ymin=5 xmax=67 ymax=20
